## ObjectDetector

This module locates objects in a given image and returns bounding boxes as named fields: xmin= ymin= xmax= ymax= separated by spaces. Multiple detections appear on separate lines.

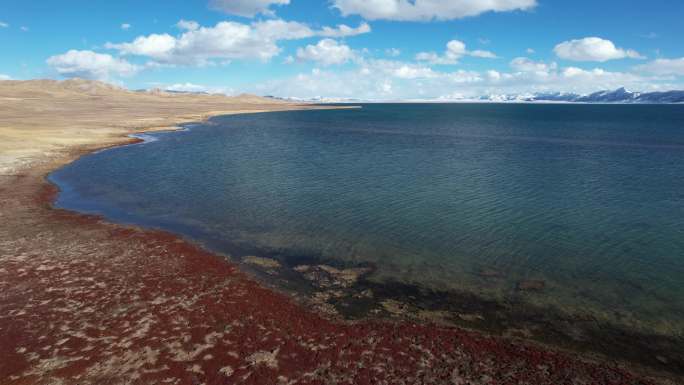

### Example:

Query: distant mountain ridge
xmin=278 ymin=88 xmax=684 ymax=104
xmin=478 ymin=88 xmax=684 ymax=104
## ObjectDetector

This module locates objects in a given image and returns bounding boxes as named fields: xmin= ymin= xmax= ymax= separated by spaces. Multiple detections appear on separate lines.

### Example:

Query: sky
xmin=2 ymin=0 xmax=684 ymax=100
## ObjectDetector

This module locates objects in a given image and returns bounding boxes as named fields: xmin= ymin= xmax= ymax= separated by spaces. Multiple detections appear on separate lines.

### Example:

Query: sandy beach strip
xmin=0 ymin=79 xmax=673 ymax=384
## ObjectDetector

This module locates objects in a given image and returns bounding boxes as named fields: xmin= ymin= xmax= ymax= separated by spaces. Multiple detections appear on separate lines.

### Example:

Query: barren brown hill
xmin=0 ymin=78 xmax=293 ymax=174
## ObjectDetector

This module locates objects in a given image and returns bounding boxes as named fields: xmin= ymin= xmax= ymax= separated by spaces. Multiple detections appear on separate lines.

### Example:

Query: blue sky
xmin=2 ymin=0 xmax=684 ymax=100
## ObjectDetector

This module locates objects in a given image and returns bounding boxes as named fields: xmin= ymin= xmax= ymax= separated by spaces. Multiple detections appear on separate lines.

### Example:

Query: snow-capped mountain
xmin=481 ymin=88 xmax=684 ymax=104
xmin=280 ymin=88 xmax=684 ymax=104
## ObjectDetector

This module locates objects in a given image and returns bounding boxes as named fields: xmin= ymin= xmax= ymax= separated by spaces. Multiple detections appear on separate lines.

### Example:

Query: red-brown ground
xmin=0 ymin=147 xmax=665 ymax=385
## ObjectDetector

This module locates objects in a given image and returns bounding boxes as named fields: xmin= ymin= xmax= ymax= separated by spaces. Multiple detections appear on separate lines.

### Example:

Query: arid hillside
xmin=0 ymin=78 xmax=295 ymax=174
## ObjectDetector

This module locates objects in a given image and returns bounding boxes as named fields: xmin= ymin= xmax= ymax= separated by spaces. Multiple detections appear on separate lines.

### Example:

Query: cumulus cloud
xmin=508 ymin=57 xmax=646 ymax=91
xmin=164 ymin=82 xmax=234 ymax=95
xmin=554 ymin=37 xmax=644 ymax=62
xmin=106 ymin=19 xmax=370 ymax=65
xmin=0 ymin=22 xmax=8 ymax=28
xmin=107 ymin=33 xmax=178 ymax=59
xmin=356 ymin=59 xmax=440 ymax=79
xmin=391 ymin=63 xmax=438 ymax=79
xmin=319 ymin=22 xmax=371 ymax=37
xmin=209 ymin=0 xmax=290 ymax=17
xmin=332 ymin=0 xmax=537 ymax=21
xmin=121 ymin=23 xmax=131 ymax=30
xmin=558 ymin=67 xmax=644 ymax=89
xmin=416 ymin=40 xmax=496 ymax=64
xmin=636 ymin=57 xmax=684 ymax=76
xmin=295 ymin=39 xmax=356 ymax=66
xmin=46 ymin=50 xmax=140 ymax=80
xmin=177 ymin=20 xmax=200 ymax=31
xmin=252 ymin=58 xmax=484 ymax=99
xmin=510 ymin=57 xmax=556 ymax=73
xmin=470 ymin=50 xmax=497 ymax=58
xmin=248 ymin=54 xmax=672 ymax=101
xmin=247 ymin=65 xmax=448 ymax=100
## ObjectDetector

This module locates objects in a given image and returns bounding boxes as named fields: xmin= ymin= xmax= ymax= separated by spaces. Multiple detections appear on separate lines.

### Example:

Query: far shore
xmin=0 ymin=79 xmax=677 ymax=385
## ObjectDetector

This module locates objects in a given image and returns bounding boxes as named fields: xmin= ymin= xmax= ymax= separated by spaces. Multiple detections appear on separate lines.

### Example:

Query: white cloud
xmin=0 ymin=22 xmax=8 ymax=28
xmin=252 ymin=19 xmax=315 ymax=40
xmin=554 ymin=37 xmax=644 ymax=62
xmin=636 ymin=58 xmax=684 ymax=76
xmin=209 ymin=0 xmax=290 ymax=17
xmin=319 ymin=22 xmax=371 ymax=37
xmin=510 ymin=57 xmax=556 ymax=73
xmin=560 ymin=67 xmax=643 ymax=88
xmin=447 ymin=69 xmax=483 ymax=83
xmin=526 ymin=48 xmax=535 ymax=54
xmin=108 ymin=33 xmax=177 ymax=59
xmin=392 ymin=64 xmax=437 ymax=79
xmin=386 ymin=48 xmax=401 ymax=57
xmin=507 ymin=58 xmax=646 ymax=92
xmin=106 ymin=19 xmax=370 ymax=66
xmin=20 ymin=26 xmax=28 ymax=32
xmin=486 ymin=70 xmax=501 ymax=81
xmin=0 ymin=74 xmax=11 ymax=80
xmin=177 ymin=20 xmax=200 ymax=31
xmin=121 ymin=23 xmax=131 ymax=30
xmin=415 ymin=51 xmax=442 ymax=63
xmin=164 ymin=82 xmax=234 ymax=95
xmin=296 ymin=39 xmax=356 ymax=66
xmin=164 ymin=83 xmax=208 ymax=92
xmin=248 ymin=54 xmax=674 ymax=101
xmin=470 ymin=49 xmax=497 ymax=58
xmin=358 ymin=59 xmax=440 ymax=79
xmin=416 ymin=40 xmax=496 ymax=64
xmin=332 ymin=0 xmax=537 ymax=21
xmin=46 ymin=50 xmax=140 ymax=80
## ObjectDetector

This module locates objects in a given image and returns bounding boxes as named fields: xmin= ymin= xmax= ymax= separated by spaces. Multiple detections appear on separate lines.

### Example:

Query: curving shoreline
xmin=0 ymin=80 xmax=678 ymax=384
xmin=2 ymin=130 xmax=666 ymax=385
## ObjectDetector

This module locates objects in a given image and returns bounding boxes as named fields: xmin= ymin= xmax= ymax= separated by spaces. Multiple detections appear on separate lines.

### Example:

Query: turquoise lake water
xmin=50 ymin=104 xmax=684 ymax=334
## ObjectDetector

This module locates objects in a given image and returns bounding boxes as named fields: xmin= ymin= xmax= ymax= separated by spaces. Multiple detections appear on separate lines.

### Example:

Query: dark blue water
xmin=50 ymin=104 xmax=684 ymax=335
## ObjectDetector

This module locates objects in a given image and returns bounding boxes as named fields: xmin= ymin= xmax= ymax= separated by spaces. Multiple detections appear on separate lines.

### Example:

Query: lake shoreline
xmin=0 ymin=80 xmax=677 ymax=384
xmin=0 ymin=126 xmax=670 ymax=384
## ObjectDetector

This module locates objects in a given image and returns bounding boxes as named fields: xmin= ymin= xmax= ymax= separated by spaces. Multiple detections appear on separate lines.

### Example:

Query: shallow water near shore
xmin=50 ymin=104 xmax=684 ymax=339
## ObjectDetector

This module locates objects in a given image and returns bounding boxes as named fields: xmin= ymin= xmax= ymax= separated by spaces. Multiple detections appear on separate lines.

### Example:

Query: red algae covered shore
xmin=0 ymin=79 xmax=675 ymax=385
xmin=0 ymin=145 xmax=671 ymax=385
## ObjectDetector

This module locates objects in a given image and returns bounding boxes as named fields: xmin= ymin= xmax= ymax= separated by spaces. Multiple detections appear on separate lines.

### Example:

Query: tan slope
xmin=0 ymin=78 xmax=304 ymax=174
